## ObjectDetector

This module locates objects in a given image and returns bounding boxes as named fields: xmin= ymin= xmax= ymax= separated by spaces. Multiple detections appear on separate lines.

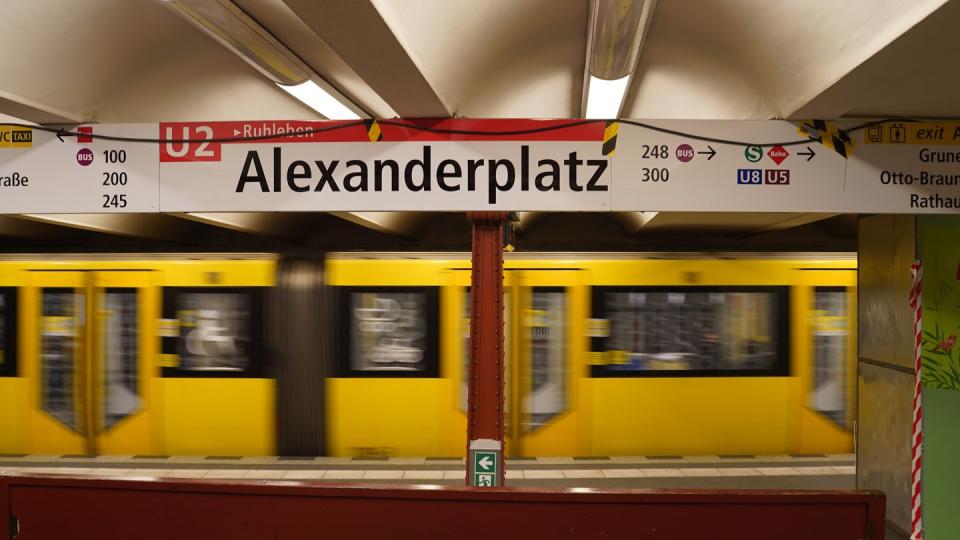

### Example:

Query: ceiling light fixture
xmin=278 ymin=80 xmax=360 ymax=120
xmin=582 ymin=0 xmax=658 ymax=119
xmin=584 ymin=75 xmax=631 ymax=119
xmin=162 ymin=0 xmax=365 ymax=119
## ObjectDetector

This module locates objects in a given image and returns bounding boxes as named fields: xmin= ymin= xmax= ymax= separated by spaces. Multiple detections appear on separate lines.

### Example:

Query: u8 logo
xmin=737 ymin=169 xmax=762 ymax=184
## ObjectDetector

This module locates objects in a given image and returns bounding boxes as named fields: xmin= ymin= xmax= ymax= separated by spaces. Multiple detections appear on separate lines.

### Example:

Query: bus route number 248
xmin=640 ymin=145 xmax=670 ymax=182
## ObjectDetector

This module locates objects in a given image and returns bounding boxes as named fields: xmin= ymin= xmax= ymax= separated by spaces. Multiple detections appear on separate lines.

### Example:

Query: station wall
xmin=859 ymin=214 xmax=960 ymax=540
xmin=857 ymin=214 xmax=916 ymax=535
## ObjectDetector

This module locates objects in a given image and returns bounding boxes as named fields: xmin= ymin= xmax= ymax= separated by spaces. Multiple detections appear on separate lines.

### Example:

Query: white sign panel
xmin=1 ymin=118 xmax=957 ymax=215
xmin=612 ymin=121 xmax=850 ymax=212
xmin=844 ymin=121 xmax=960 ymax=212
xmin=0 ymin=123 xmax=158 ymax=213
xmin=158 ymin=120 xmax=612 ymax=212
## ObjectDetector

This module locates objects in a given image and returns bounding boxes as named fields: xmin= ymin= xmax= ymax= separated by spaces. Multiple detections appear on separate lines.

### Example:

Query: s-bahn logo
xmin=0 ymin=127 xmax=32 ymax=148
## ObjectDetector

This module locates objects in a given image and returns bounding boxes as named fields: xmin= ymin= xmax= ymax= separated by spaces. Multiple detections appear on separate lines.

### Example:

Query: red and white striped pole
xmin=909 ymin=260 xmax=924 ymax=540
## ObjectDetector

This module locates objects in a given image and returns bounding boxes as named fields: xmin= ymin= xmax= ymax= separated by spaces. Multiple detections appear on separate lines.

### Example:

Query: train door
xmin=506 ymin=269 xmax=582 ymax=457
xmin=796 ymin=268 xmax=857 ymax=452
xmin=24 ymin=270 xmax=156 ymax=455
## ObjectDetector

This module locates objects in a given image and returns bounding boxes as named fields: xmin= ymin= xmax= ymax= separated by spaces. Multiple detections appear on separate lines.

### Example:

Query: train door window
xmin=161 ymin=288 xmax=264 ymax=377
xmin=102 ymin=289 xmax=139 ymax=429
xmin=809 ymin=287 xmax=849 ymax=427
xmin=0 ymin=288 xmax=17 ymax=377
xmin=590 ymin=287 xmax=789 ymax=377
xmin=339 ymin=287 xmax=439 ymax=377
xmin=525 ymin=288 xmax=566 ymax=431
xmin=41 ymin=288 xmax=83 ymax=430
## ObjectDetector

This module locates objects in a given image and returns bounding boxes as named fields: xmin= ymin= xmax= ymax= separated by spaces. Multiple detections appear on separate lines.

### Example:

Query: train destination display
xmin=0 ymin=118 xmax=957 ymax=214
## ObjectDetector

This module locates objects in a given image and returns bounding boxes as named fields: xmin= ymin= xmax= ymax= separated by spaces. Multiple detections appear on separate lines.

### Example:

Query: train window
xmin=41 ymin=288 xmax=83 ymax=430
xmin=338 ymin=287 xmax=439 ymax=377
xmin=0 ymin=288 xmax=17 ymax=377
xmin=809 ymin=287 xmax=849 ymax=428
xmin=102 ymin=289 xmax=139 ymax=429
xmin=526 ymin=288 xmax=567 ymax=431
xmin=161 ymin=287 xmax=265 ymax=378
xmin=589 ymin=286 xmax=790 ymax=377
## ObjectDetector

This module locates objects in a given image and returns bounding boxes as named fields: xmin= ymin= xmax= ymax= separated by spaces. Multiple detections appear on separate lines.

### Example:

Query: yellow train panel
xmin=158 ymin=378 xmax=275 ymax=456
xmin=327 ymin=259 xmax=457 ymax=286
xmin=327 ymin=378 xmax=454 ymax=457
xmin=797 ymin=409 xmax=853 ymax=454
xmin=0 ymin=378 xmax=26 ymax=453
xmin=517 ymin=411 xmax=578 ymax=457
xmin=586 ymin=377 xmax=792 ymax=456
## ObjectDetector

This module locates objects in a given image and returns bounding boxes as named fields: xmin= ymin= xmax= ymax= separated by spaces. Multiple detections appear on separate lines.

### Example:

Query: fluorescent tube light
xmin=584 ymin=75 xmax=630 ymax=119
xmin=165 ymin=0 xmax=366 ymax=118
xmin=278 ymin=80 xmax=361 ymax=120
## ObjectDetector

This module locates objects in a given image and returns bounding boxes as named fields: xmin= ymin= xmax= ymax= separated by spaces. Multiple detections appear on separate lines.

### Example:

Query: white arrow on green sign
xmin=472 ymin=451 xmax=498 ymax=487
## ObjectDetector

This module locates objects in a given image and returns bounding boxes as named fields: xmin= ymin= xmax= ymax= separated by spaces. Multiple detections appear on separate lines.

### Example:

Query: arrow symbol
xmin=798 ymin=146 xmax=816 ymax=161
xmin=697 ymin=145 xmax=716 ymax=160
xmin=56 ymin=128 xmax=74 ymax=143
xmin=478 ymin=456 xmax=493 ymax=471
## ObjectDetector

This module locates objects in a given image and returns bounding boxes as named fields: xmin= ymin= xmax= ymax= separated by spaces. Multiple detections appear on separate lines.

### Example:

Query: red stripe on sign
xmin=158 ymin=121 xmax=370 ymax=162
xmin=378 ymin=119 xmax=605 ymax=142
xmin=76 ymin=126 xmax=93 ymax=143
xmin=160 ymin=121 xmax=368 ymax=144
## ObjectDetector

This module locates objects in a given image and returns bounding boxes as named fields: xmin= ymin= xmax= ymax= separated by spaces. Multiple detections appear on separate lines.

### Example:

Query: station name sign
xmin=159 ymin=120 xmax=611 ymax=212
xmin=232 ymin=144 xmax=609 ymax=203
xmin=0 ymin=118 xmax=957 ymax=214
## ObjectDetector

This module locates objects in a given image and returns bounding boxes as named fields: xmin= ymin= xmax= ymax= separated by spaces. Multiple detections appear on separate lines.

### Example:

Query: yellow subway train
xmin=0 ymin=252 xmax=856 ymax=458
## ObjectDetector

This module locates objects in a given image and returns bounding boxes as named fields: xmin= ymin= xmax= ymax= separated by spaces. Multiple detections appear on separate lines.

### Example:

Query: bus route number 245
xmin=101 ymin=148 xmax=128 ymax=209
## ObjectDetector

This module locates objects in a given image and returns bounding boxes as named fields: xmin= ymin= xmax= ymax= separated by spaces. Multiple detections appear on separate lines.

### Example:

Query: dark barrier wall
xmin=0 ymin=476 xmax=884 ymax=540
xmin=270 ymin=257 xmax=335 ymax=456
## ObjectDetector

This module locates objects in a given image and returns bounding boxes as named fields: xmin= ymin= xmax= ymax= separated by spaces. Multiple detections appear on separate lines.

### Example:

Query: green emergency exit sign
xmin=472 ymin=451 xmax=498 ymax=487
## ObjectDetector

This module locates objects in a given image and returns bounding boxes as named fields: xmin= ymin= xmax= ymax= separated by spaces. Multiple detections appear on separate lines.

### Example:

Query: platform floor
xmin=0 ymin=453 xmax=856 ymax=490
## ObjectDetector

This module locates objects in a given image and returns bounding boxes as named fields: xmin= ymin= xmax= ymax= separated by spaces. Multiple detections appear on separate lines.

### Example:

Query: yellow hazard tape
xmin=602 ymin=121 xmax=618 ymax=157
xmin=364 ymin=119 xmax=382 ymax=142
xmin=796 ymin=120 xmax=852 ymax=158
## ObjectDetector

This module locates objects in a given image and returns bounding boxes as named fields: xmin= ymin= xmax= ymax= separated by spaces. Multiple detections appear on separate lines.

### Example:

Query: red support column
xmin=466 ymin=211 xmax=507 ymax=487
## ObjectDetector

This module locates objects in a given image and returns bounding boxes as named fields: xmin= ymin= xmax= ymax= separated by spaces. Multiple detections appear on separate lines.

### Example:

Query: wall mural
xmin=920 ymin=216 xmax=960 ymax=392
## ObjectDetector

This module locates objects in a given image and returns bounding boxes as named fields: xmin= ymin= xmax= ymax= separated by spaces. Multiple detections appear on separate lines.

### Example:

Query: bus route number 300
xmin=640 ymin=145 xmax=670 ymax=182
